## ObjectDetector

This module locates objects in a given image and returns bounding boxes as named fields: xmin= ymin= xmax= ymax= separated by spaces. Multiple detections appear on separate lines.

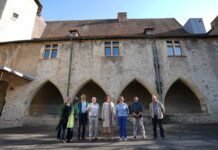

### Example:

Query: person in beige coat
xmin=101 ymin=95 xmax=116 ymax=140
xmin=149 ymin=95 xmax=165 ymax=139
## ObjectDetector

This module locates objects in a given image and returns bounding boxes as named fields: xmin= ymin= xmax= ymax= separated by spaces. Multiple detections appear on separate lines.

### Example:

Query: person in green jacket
xmin=57 ymin=97 xmax=75 ymax=143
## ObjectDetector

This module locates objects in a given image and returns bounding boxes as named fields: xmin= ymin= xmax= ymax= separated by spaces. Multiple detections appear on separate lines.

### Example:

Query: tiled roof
xmin=41 ymin=18 xmax=191 ymax=38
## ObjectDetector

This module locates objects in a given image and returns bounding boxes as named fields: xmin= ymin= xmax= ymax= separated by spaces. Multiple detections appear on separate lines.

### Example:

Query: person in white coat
xmin=86 ymin=97 xmax=100 ymax=141
xmin=101 ymin=95 xmax=116 ymax=140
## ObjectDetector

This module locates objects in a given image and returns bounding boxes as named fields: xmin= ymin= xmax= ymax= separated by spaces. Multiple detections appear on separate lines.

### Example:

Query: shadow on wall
xmin=29 ymin=81 xmax=63 ymax=116
xmin=120 ymin=80 xmax=152 ymax=113
xmin=75 ymin=80 xmax=107 ymax=106
xmin=165 ymin=80 xmax=202 ymax=113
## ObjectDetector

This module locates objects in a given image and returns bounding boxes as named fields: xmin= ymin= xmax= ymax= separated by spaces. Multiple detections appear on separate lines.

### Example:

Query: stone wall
xmin=0 ymin=37 xmax=218 ymax=128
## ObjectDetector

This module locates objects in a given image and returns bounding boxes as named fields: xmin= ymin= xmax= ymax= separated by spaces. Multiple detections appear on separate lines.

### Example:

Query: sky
xmin=40 ymin=0 xmax=218 ymax=31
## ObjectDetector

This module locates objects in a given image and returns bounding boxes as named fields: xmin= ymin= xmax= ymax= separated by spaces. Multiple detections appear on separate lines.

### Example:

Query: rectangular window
xmin=44 ymin=50 xmax=50 ymax=59
xmin=105 ymin=42 xmax=111 ymax=56
xmin=167 ymin=46 xmax=174 ymax=56
xmin=175 ymin=46 xmax=182 ymax=56
xmin=45 ymin=44 xmax=51 ymax=49
xmin=51 ymin=49 xmax=58 ymax=58
xmin=166 ymin=41 xmax=182 ymax=57
xmin=113 ymin=42 xmax=119 ymax=56
xmin=174 ymin=41 xmax=182 ymax=56
xmin=105 ymin=47 xmax=111 ymax=56
xmin=105 ymin=41 xmax=120 ymax=57
xmin=43 ymin=44 xmax=59 ymax=59
xmin=113 ymin=47 xmax=119 ymax=56
xmin=52 ymin=44 xmax=58 ymax=49
xmin=167 ymin=41 xmax=174 ymax=56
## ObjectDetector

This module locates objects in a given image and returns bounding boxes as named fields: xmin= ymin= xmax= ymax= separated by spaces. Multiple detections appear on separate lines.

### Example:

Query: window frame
xmin=42 ymin=44 xmax=59 ymax=60
xmin=104 ymin=41 xmax=120 ymax=57
xmin=105 ymin=42 xmax=112 ymax=57
xmin=166 ymin=40 xmax=183 ymax=57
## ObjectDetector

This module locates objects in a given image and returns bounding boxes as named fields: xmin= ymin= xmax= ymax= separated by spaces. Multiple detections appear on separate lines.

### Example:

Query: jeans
xmin=78 ymin=113 xmax=88 ymax=140
xmin=89 ymin=116 xmax=99 ymax=138
xmin=118 ymin=116 xmax=127 ymax=139
xmin=152 ymin=115 xmax=165 ymax=138
xmin=133 ymin=117 xmax=146 ymax=137
xmin=60 ymin=123 xmax=67 ymax=140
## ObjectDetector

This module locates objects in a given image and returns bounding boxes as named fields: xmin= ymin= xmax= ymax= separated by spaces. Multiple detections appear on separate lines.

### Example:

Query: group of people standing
xmin=57 ymin=94 xmax=165 ymax=143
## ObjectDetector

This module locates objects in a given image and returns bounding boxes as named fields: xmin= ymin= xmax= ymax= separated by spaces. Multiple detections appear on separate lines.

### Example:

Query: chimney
xmin=184 ymin=18 xmax=206 ymax=34
xmin=117 ymin=12 xmax=127 ymax=22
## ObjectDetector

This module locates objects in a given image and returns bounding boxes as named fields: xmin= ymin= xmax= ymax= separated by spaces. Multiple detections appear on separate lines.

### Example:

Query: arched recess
xmin=165 ymin=79 xmax=202 ymax=113
xmin=29 ymin=81 xmax=64 ymax=115
xmin=120 ymin=80 xmax=152 ymax=113
xmin=0 ymin=81 xmax=9 ymax=116
xmin=75 ymin=80 xmax=107 ymax=105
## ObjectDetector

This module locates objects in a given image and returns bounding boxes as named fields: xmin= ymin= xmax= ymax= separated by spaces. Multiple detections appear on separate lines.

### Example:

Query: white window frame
xmin=166 ymin=40 xmax=183 ymax=56
xmin=40 ymin=43 xmax=61 ymax=60
xmin=104 ymin=41 xmax=120 ymax=57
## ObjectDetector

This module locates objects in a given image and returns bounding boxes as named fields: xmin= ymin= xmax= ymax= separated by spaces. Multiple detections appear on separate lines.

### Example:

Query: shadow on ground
xmin=0 ymin=124 xmax=218 ymax=150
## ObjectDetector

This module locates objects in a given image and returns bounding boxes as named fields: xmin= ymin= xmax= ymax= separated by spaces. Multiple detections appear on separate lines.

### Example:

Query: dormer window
xmin=144 ymin=27 xmax=154 ymax=35
xmin=69 ymin=30 xmax=79 ymax=37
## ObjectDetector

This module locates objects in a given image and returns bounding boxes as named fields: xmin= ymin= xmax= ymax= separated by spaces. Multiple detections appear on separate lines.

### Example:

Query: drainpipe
xmin=151 ymin=37 xmax=163 ymax=103
xmin=67 ymin=36 xmax=73 ymax=97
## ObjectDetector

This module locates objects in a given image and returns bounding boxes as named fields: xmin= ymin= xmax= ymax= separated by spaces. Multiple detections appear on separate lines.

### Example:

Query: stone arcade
xmin=0 ymin=0 xmax=218 ymax=128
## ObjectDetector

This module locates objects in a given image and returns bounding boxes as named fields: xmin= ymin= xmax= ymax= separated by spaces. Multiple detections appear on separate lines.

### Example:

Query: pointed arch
xmin=120 ymin=79 xmax=152 ymax=112
xmin=75 ymin=79 xmax=107 ymax=105
xmin=0 ymin=80 xmax=9 ymax=116
xmin=164 ymin=79 xmax=204 ymax=113
xmin=29 ymin=81 xmax=64 ymax=115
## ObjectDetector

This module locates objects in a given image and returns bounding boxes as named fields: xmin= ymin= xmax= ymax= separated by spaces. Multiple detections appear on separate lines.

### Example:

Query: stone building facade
xmin=0 ymin=1 xmax=218 ymax=128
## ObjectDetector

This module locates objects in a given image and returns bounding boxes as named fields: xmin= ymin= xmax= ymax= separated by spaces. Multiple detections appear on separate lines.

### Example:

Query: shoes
xmin=143 ymin=136 xmax=148 ymax=140
xmin=62 ymin=140 xmax=66 ymax=143
xmin=119 ymin=138 xmax=122 ymax=142
xmin=124 ymin=138 xmax=127 ymax=141
xmin=133 ymin=136 xmax=136 ymax=139
xmin=66 ymin=139 xmax=71 ymax=143
xmin=89 ymin=137 xmax=98 ymax=142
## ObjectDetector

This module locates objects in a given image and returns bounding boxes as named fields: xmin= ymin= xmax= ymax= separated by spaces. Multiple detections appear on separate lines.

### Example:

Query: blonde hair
xmin=81 ymin=94 xmax=86 ymax=99
xmin=64 ymin=96 xmax=71 ymax=103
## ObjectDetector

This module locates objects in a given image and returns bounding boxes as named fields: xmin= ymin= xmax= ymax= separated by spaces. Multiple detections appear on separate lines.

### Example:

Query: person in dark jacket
xmin=131 ymin=96 xmax=147 ymax=139
xmin=57 ymin=97 xmax=75 ymax=143
xmin=77 ymin=94 xmax=89 ymax=141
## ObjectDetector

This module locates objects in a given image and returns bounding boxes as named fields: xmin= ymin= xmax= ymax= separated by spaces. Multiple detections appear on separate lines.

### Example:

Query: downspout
xmin=151 ymin=37 xmax=163 ymax=103
xmin=67 ymin=37 xmax=73 ymax=97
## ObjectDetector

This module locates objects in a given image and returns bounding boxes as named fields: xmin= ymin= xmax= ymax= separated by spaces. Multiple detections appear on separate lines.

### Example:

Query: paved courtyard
xmin=0 ymin=123 xmax=218 ymax=150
